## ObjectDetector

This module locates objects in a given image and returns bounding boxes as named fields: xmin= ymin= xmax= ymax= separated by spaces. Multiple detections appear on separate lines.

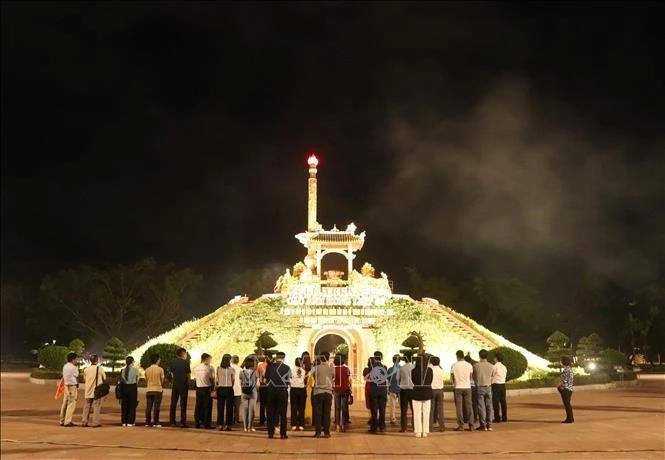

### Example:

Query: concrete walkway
xmin=1 ymin=372 xmax=663 ymax=459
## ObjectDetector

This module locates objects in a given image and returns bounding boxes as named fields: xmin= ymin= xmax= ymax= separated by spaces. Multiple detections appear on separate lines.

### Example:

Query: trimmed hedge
xmin=140 ymin=343 xmax=184 ymax=375
xmin=37 ymin=345 xmax=70 ymax=371
xmin=30 ymin=367 xmax=63 ymax=380
xmin=599 ymin=348 xmax=627 ymax=368
xmin=488 ymin=346 xmax=528 ymax=381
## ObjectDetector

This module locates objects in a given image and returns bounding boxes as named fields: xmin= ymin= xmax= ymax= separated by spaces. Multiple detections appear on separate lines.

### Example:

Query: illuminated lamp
xmin=307 ymin=154 xmax=319 ymax=167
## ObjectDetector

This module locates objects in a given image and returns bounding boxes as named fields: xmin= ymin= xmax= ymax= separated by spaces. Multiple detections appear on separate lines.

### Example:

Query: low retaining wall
xmin=29 ymin=376 xmax=57 ymax=385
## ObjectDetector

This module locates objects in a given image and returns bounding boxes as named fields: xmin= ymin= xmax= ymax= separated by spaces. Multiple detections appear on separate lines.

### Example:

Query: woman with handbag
xmin=82 ymin=354 xmax=106 ymax=427
xmin=215 ymin=354 xmax=235 ymax=431
xmin=120 ymin=356 xmax=139 ymax=426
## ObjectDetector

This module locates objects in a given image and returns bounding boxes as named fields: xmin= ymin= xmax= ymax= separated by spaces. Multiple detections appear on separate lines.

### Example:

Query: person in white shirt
xmin=81 ymin=354 xmax=106 ymax=427
xmin=231 ymin=355 xmax=242 ymax=424
xmin=491 ymin=352 xmax=508 ymax=423
xmin=450 ymin=350 xmax=474 ymax=431
xmin=428 ymin=356 xmax=446 ymax=432
xmin=59 ymin=352 xmax=79 ymax=427
xmin=289 ymin=357 xmax=307 ymax=430
xmin=193 ymin=353 xmax=215 ymax=429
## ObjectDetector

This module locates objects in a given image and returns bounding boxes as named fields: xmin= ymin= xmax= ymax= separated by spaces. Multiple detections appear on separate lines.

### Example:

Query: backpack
xmin=115 ymin=365 xmax=131 ymax=400
xmin=241 ymin=370 xmax=256 ymax=395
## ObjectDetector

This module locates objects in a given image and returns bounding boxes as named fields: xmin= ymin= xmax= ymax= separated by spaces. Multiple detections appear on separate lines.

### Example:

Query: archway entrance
xmin=314 ymin=333 xmax=347 ymax=358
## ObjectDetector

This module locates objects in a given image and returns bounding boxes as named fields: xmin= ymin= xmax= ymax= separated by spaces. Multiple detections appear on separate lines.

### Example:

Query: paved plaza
xmin=1 ymin=372 xmax=663 ymax=459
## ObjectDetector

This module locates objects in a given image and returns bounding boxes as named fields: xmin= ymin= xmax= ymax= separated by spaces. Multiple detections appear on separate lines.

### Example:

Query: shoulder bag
xmin=94 ymin=365 xmax=110 ymax=400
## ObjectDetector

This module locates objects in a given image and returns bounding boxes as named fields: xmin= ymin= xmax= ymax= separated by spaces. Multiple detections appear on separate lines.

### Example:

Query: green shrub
xmin=140 ymin=343 xmax=183 ymax=374
xmin=599 ymin=348 xmax=627 ymax=369
xmin=37 ymin=345 xmax=70 ymax=371
xmin=610 ymin=370 xmax=637 ymax=381
xmin=488 ymin=346 xmax=528 ymax=381
xmin=574 ymin=374 xmax=611 ymax=385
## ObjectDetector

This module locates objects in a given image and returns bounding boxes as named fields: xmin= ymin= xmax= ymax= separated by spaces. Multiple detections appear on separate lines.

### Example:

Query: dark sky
xmin=2 ymin=2 xmax=664 ymax=305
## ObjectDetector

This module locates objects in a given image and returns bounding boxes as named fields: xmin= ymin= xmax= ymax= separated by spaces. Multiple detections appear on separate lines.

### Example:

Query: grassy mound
xmin=132 ymin=298 xmax=301 ymax=367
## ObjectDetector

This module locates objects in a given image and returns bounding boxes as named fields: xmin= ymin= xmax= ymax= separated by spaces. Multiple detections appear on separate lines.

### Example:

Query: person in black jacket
xmin=411 ymin=355 xmax=433 ymax=438
xmin=265 ymin=352 xmax=291 ymax=439
xmin=368 ymin=353 xmax=389 ymax=434
xmin=169 ymin=348 xmax=191 ymax=428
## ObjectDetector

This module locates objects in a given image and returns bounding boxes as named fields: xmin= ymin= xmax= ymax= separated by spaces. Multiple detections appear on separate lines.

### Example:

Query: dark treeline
xmin=1 ymin=260 xmax=663 ymax=361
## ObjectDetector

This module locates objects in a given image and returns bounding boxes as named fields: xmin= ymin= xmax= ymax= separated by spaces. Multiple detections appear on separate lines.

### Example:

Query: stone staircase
xmin=424 ymin=300 xmax=498 ymax=350
xmin=178 ymin=297 xmax=251 ymax=349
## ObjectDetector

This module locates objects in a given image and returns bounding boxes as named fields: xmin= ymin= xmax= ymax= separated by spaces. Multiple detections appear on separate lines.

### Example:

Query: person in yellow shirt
xmin=82 ymin=354 xmax=106 ymax=427
xmin=144 ymin=354 xmax=165 ymax=427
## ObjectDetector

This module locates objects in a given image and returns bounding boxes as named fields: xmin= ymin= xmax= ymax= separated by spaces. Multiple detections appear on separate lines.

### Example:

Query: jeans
xmin=312 ymin=392 xmax=332 ymax=435
xmin=82 ymin=397 xmax=103 ymax=426
xmin=388 ymin=391 xmax=399 ymax=422
xmin=234 ymin=395 xmax=241 ymax=423
xmin=558 ymin=388 xmax=574 ymax=422
xmin=399 ymin=389 xmax=414 ymax=430
xmin=461 ymin=387 xmax=479 ymax=423
xmin=370 ymin=390 xmax=387 ymax=431
xmin=194 ymin=386 xmax=212 ymax=427
xmin=429 ymin=388 xmax=444 ymax=431
xmin=258 ymin=386 xmax=268 ymax=424
xmin=492 ymin=383 xmax=507 ymax=422
xmin=170 ymin=383 xmax=188 ymax=425
xmin=120 ymin=383 xmax=137 ymax=425
xmin=145 ymin=391 xmax=163 ymax=425
xmin=267 ymin=388 xmax=288 ymax=437
xmin=59 ymin=385 xmax=78 ymax=425
xmin=216 ymin=386 xmax=235 ymax=426
xmin=290 ymin=387 xmax=306 ymax=427
xmin=333 ymin=392 xmax=349 ymax=426
xmin=413 ymin=399 xmax=431 ymax=435
xmin=241 ymin=393 xmax=257 ymax=430
xmin=454 ymin=388 xmax=473 ymax=427
xmin=477 ymin=386 xmax=493 ymax=428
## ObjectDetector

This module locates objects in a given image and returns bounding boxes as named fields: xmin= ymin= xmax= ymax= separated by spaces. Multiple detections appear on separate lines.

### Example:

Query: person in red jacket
xmin=333 ymin=355 xmax=352 ymax=432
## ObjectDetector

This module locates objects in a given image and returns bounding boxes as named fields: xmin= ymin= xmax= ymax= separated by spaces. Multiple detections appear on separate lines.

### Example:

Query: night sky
xmin=2 ymin=3 xmax=664 ymax=315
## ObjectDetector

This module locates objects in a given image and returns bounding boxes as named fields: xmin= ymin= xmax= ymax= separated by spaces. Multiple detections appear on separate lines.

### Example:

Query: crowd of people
xmin=58 ymin=347 xmax=575 ymax=437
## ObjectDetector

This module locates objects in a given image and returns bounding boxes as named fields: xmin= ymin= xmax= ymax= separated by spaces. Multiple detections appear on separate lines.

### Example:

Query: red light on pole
xmin=307 ymin=154 xmax=319 ymax=167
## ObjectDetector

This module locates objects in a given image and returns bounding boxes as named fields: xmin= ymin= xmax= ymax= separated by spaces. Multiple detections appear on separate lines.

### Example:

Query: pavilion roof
xmin=311 ymin=232 xmax=363 ymax=244
xmin=295 ymin=226 xmax=366 ymax=251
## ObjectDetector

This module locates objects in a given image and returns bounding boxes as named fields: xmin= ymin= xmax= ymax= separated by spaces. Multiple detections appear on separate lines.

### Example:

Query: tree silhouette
xmin=102 ymin=337 xmax=126 ymax=373
xmin=254 ymin=331 xmax=278 ymax=356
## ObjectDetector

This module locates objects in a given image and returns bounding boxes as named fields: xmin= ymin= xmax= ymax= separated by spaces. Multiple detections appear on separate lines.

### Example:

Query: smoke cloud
xmin=366 ymin=76 xmax=664 ymax=286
